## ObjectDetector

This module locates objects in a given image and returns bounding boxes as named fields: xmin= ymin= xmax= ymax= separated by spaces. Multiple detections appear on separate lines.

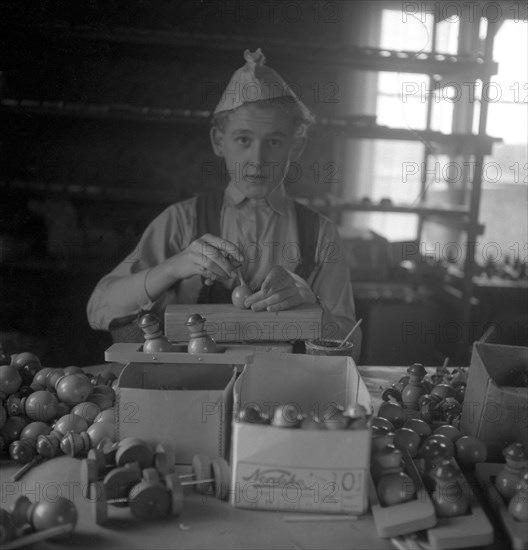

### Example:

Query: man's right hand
xmin=176 ymin=233 xmax=244 ymax=285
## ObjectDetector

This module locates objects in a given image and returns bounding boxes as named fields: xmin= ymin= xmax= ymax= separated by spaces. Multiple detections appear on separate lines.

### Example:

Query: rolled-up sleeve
xmin=86 ymin=199 xmax=196 ymax=331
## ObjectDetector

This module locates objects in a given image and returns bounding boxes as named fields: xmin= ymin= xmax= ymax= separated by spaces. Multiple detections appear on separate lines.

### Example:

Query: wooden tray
xmin=104 ymin=342 xmax=292 ymax=365
xmin=164 ymin=303 xmax=323 ymax=342
xmin=425 ymin=458 xmax=494 ymax=550
xmin=475 ymin=462 xmax=528 ymax=550
xmin=369 ymin=450 xmax=436 ymax=538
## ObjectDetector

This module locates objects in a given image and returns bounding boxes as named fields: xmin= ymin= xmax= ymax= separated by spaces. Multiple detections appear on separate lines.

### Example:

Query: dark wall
xmin=0 ymin=1 xmax=350 ymax=365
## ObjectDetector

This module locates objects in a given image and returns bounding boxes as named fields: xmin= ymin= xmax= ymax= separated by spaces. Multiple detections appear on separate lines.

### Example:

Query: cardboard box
xmin=115 ymin=360 xmax=240 ymax=464
xmin=460 ymin=342 xmax=528 ymax=461
xmin=230 ymin=353 xmax=372 ymax=514
xmin=164 ymin=303 xmax=322 ymax=342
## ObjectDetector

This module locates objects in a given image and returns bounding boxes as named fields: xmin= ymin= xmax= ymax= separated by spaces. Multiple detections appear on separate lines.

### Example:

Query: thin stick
xmin=2 ymin=524 xmax=74 ymax=550
xmin=11 ymin=456 xmax=44 ymax=482
xmin=337 ymin=319 xmax=363 ymax=349
xmin=236 ymin=268 xmax=247 ymax=287
xmin=283 ymin=514 xmax=359 ymax=522
xmin=479 ymin=324 xmax=495 ymax=343
xmin=441 ymin=356 xmax=450 ymax=369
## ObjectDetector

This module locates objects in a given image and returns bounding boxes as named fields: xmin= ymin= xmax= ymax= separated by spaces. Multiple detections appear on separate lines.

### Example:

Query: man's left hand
xmin=243 ymin=266 xmax=314 ymax=312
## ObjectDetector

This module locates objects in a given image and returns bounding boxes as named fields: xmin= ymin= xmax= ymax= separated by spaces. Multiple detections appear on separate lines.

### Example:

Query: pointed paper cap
xmin=214 ymin=49 xmax=313 ymax=123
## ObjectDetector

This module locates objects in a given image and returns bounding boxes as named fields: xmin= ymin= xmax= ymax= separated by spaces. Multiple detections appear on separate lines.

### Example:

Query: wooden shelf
xmin=300 ymin=197 xmax=485 ymax=234
xmin=1 ymin=179 xmax=180 ymax=206
xmin=1 ymin=98 xmax=501 ymax=155
xmin=0 ymin=23 xmax=499 ymax=78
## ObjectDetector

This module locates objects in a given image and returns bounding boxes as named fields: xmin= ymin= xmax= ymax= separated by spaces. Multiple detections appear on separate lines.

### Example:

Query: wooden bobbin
xmin=153 ymin=444 xmax=176 ymax=476
xmin=89 ymin=481 xmax=108 ymax=525
xmin=179 ymin=456 xmax=231 ymax=501
xmin=127 ymin=480 xmax=171 ymax=521
xmin=115 ymin=438 xmax=154 ymax=470
xmin=164 ymin=473 xmax=185 ymax=517
xmin=103 ymin=463 xmax=142 ymax=506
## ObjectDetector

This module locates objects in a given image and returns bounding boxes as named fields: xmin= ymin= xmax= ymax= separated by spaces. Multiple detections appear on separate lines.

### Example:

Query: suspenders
xmin=110 ymin=192 xmax=321 ymax=341
xmin=195 ymin=191 xmax=320 ymax=303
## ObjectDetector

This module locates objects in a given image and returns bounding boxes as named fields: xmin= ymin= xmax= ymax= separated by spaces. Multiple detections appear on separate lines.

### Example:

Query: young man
xmin=87 ymin=49 xmax=361 ymax=358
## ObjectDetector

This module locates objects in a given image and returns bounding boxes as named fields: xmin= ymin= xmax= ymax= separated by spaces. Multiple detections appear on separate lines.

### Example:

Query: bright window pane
xmin=435 ymin=18 xmax=460 ymax=54
xmin=490 ymin=19 xmax=528 ymax=93
xmin=377 ymin=72 xmax=429 ymax=129
xmin=371 ymin=141 xmax=424 ymax=203
xmin=380 ymin=8 xmax=434 ymax=52
xmin=487 ymin=103 xmax=528 ymax=144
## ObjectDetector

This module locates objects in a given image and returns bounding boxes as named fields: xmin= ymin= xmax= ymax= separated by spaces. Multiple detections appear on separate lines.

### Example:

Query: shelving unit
xmin=0 ymin=23 xmax=498 ymax=76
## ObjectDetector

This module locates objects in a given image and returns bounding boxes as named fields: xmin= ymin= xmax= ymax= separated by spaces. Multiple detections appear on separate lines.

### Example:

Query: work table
xmin=0 ymin=365 xmax=509 ymax=550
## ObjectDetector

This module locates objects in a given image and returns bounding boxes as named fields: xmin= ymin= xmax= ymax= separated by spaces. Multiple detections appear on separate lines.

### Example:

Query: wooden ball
xmin=20 ymin=421 xmax=52 ymax=441
xmin=372 ymin=416 xmax=395 ymax=432
xmin=70 ymin=402 xmax=101 ymax=425
xmin=231 ymin=284 xmax=252 ymax=309
xmin=12 ymin=353 xmax=42 ymax=386
xmin=433 ymin=424 xmax=462 ymax=443
xmin=10 ymin=439 xmax=36 ymax=464
xmin=45 ymin=369 xmax=65 ymax=392
xmin=54 ymin=413 xmax=88 ymax=436
xmin=455 ymin=436 xmax=487 ymax=465
xmin=377 ymin=401 xmax=404 ymax=429
xmin=87 ymin=421 xmax=116 ymax=447
xmin=377 ymin=472 xmax=416 ymax=506
xmin=30 ymin=497 xmax=78 ymax=532
xmin=393 ymin=428 xmax=421 ymax=458
xmin=403 ymin=418 xmax=432 ymax=440
xmin=0 ymin=416 xmax=28 ymax=444
xmin=0 ymin=364 xmax=22 ymax=396
xmin=423 ymin=434 xmax=455 ymax=459
xmin=56 ymin=374 xmax=93 ymax=406
xmin=32 ymin=367 xmax=54 ymax=388
xmin=63 ymin=366 xmax=84 ymax=375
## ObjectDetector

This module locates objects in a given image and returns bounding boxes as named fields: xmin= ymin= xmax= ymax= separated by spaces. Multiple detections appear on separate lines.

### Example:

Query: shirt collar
xmin=224 ymin=181 xmax=288 ymax=215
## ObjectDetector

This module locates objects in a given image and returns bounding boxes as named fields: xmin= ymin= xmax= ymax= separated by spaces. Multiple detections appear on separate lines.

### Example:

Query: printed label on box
xmin=233 ymin=461 xmax=366 ymax=513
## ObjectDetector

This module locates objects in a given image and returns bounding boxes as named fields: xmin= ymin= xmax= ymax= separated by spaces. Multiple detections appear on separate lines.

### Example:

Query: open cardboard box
xmin=230 ymin=353 xmax=372 ymax=514
xmin=115 ymin=360 xmax=241 ymax=464
xmin=460 ymin=342 xmax=528 ymax=461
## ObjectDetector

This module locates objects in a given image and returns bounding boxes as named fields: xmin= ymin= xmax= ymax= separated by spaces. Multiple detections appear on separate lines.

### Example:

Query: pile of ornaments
xmin=494 ymin=442 xmax=528 ymax=523
xmin=0 ymin=348 xmax=117 ymax=469
xmin=239 ymin=402 xmax=369 ymax=430
xmin=374 ymin=362 xmax=488 ymax=468
xmin=371 ymin=362 xmax=490 ymax=515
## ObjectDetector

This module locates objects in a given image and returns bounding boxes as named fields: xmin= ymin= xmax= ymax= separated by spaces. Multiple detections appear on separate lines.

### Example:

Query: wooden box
xmin=164 ymin=303 xmax=323 ymax=342
xmin=475 ymin=462 xmax=528 ymax=550
xmin=459 ymin=342 xmax=528 ymax=461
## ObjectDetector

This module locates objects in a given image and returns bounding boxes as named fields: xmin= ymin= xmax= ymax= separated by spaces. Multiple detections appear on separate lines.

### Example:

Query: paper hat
xmin=214 ymin=49 xmax=313 ymax=123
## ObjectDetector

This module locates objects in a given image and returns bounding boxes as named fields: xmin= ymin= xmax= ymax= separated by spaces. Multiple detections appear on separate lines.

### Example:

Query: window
xmin=480 ymin=18 xmax=528 ymax=263
xmin=342 ymin=7 xmax=527 ymax=260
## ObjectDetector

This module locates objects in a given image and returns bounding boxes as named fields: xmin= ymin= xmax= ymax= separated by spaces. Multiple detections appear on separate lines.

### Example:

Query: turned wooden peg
xmin=185 ymin=314 xmax=217 ymax=354
xmin=11 ymin=495 xmax=77 ymax=533
xmin=138 ymin=314 xmax=173 ymax=353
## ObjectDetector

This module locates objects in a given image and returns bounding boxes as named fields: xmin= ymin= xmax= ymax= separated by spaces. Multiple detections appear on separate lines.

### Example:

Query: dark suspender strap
xmin=195 ymin=191 xmax=224 ymax=238
xmin=293 ymin=201 xmax=320 ymax=281
xmin=195 ymin=191 xmax=227 ymax=304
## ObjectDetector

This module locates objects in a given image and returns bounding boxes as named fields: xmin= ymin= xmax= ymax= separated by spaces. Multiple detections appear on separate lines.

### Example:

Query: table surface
xmin=0 ymin=364 xmax=508 ymax=550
